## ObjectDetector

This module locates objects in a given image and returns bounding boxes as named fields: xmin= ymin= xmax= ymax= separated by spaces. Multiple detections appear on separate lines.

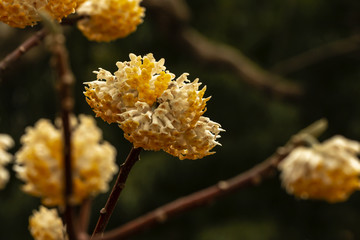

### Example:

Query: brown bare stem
xmin=0 ymin=29 xmax=46 ymax=79
xmin=98 ymin=146 xmax=290 ymax=240
xmin=180 ymin=28 xmax=303 ymax=99
xmin=91 ymin=147 xmax=142 ymax=238
xmin=78 ymin=198 xmax=92 ymax=233
xmin=96 ymin=119 xmax=327 ymax=240
xmin=142 ymin=0 xmax=303 ymax=100
xmin=271 ymin=34 xmax=360 ymax=75
xmin=0 ymin=14 xmax=87 ymax=80
xmin=77 ymin=198 xmax=93 ymax=240
xmin=46 ymin=18 xmax=76 ymax=240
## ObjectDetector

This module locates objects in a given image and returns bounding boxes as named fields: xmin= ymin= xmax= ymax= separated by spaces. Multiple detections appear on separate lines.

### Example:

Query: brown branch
xmin=0 ymin=29 xmax=46 ymax=79
xmin=78 ymin=198 xmax=93 ymax=240
xmin=179 ymin=28 xmax=303 ymax=99
xmin=142 ymin=0 xmax=303 ymax=100
xmin=98 ymin=147 xmax=291 ymax=240
xmin=47 ymin=19 xmax=76 ymax=240
xmin=271 ymin=34 xmax=360 ymax=75
xmin=95 ymin=119 xmax=327 ymax=240
xmin=0 ymin=14 xmax=87 ymax=80
xmin=91 ymin=147 xmax=142 ymax=238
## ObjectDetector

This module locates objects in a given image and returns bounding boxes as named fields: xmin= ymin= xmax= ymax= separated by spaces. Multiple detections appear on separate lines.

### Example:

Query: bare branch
xmin=45 ymin=15 xmax=76 ymax=240
xmin=0 ymin=15 xmax=87 ymax=80
xmin=271 ymin=34 xmax=360 ymax=75
xmin=142 ymin=0 xmax=303 ymax=100
xmin=91 ymin=147 xmax=142 ymax=238
xmin=98 ymin=151 xmax=287 ymax=240
xmin=180 ymin=28 xmax=303 ymax=99
xmin=0 ymin=29 xmax=46 ymax=79
xmin=97 ymin=119 xmax=327 ymax=240
xmin=77 ymin=198 xmax=93 ymax=240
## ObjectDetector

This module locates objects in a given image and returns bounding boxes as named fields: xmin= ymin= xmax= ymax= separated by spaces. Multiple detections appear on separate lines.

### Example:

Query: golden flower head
xmin=84 ymin=53 xmax=223 ymax=160
xmin=0 ymin=134 xmax=14 ymax=189
xmin=14 ymin=115 xmax=118 ymax=206
xmin=0 ymin=0 xmax=80 ymax=28
xmin=29 ymin=206 xmax=68 ymax=240
xmin=76 ymin=0 xmax=145 ymax=42
xmin=278 ymin=135 xmax=360 ymax=202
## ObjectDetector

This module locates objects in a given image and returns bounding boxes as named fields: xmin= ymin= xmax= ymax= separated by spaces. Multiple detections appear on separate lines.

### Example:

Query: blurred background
xmin=1 ymin=0 xmax=360 ymax=239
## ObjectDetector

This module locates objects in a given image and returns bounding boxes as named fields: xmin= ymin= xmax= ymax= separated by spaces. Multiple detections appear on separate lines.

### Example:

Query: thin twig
xmin=91 ymin=147 xmax=143 ymax=238
xmin=78 ymin=198 xmax=92 ymax=233
xmin=142 ymin=0 xmax=303 ymax=100
xmin=96 ymin=119 xmax=327 ymax=240
xmin=46 ymin=16 xmax=76 ymax=240
xmin=180 ymin=28 xmax=303 ymax=99
xmin=0 ymin=14 xmax=87 ymax=80
xmin=271 ymin=34 xmax=360 ymax=75
xmin=0 ymin=29 xmax=46 ymax=79
xmin=78 ymin=198 xmax=93 ymax=240
xmin=97 ymin=147 xmax=289 ymax=240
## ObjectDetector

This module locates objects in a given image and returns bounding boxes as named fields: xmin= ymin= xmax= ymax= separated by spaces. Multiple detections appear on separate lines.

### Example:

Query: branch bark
xmin=46 ymin=18 xmax=76 ymax=240
xmin=142 ymin=0 xmax=303 ymax=100
xmin=95 ymin=119 xmax=327 ymax=240
xmin=91 ymin=147 xmax=142 ymax=238
xmin=271 ymin=34 xmax=360 ymax=75
xmin=0 ymin=29 xmax=46 ymax=79
xmin=97 ymin=146 xmax=290 ymax=240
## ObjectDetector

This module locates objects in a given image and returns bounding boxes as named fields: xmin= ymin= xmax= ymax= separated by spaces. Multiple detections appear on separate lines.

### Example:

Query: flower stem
xmin=95 ymin=119 xmax=327 ymax=240
xmin=44 ymin=13 xmax=76 ymax=240
xmin=96 ymin=146 xmax=290 ymax=240
xmin=91 ymin=147 xmax=142 ymax=238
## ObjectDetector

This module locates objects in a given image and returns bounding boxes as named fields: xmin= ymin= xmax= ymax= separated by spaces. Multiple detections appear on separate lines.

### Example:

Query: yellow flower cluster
xmin=14 ymin=115 xmax=118 ymax=206
xmin=0 ymin=134 xmax=14 ymax=189
xmin=84 ymin=53 xmax=223 ymax=160
xmin=77 ymin=0 xmax=145 ymax=42
xmin=0 ymin=0 xmax=81 ymax=28
xmin=29 ymin=206 xmax=67 ymax=240
xmin=278 ymin=135 xmax=360 ymax=202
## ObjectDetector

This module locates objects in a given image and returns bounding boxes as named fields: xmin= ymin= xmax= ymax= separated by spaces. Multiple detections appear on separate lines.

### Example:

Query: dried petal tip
xmin=29 ymin=206 xmax=68 ymax=240
xmin=77 ymin=0 xmax=145 ymax=42
xmin=278 ymin=135 xmax=360 ymax=202
xmin=84 ymin=53 xmax=223 ymax=160
xmin=14 ymin=115 xmax=118 ymax=206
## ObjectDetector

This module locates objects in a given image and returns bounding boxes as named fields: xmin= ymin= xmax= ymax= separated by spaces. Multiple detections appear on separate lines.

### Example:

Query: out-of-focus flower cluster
xmin=0 ymin=0 xmax=145 ymax=41
xmin=84 ymin=53 xmax=223 ymax=160
xmin=0 ymin=134 xmax=14 ymax=189
xmin=0 ymin=0 xmax=82 ymax=28
xmin=77 ymin=0 xmax=145 ymax=42
xmin=14 ymin=115 xmax=118 ymax=206
xmin=278 ymin=135 xmax=360 ymax=203
xmin=29 ymin=206 xmax=68 ymax=240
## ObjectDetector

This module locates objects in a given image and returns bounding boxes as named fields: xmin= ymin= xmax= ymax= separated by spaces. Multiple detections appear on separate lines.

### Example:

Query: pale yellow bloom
xmin=84 ymin=53 xmax=223 ymax=160
xmin=278 ymin=135 xmax=360 ymax=202
xmin=29 ymin=206 xmax=68 ymax=240
xmin=0 ymin=134 xmax=14 ymax=189
xmin=0 ymin=0 xmax=81 ymax=28
xmin=14 ymin=115 xmax=118 ymax=206
xmin=76 ymin=0 xmax=145 ymax=42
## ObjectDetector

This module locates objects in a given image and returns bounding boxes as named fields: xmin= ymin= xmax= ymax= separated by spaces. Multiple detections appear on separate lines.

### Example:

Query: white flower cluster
xmin=29 ymin=206 xmax=68 ymax=240
xmin=278 ymin=135 xmax=360 ymax=202
xmin=85 ymin=53 xmax=223 ymax=160
xmin=0 ymin=0 xmax=80 ymax=28
xmin=77 ymin=0 xmax=145 ymax=41
xmin=14 ymin=115 xmax=118 ymax=206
